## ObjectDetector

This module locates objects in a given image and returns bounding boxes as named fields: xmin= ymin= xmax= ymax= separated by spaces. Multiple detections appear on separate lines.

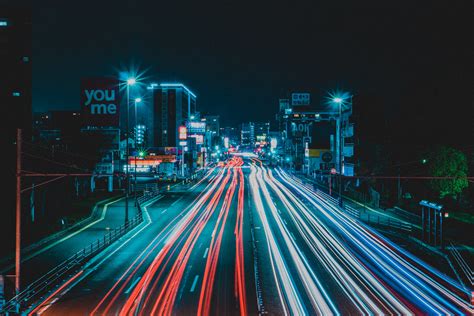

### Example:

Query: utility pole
xmin=125 ymin=85 xmax=129 ymax=225
xmin=338 ymin=102 xmax=343 ymax=207
xmin=15 ymin=129 xmax=21 ymax=311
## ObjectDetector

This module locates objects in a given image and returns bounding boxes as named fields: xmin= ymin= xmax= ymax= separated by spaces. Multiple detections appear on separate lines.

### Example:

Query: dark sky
xmin=3 ymin=0 xmax=473 ymax=131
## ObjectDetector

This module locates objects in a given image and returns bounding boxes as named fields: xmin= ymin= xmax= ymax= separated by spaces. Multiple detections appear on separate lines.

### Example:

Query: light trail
xmin=249 ymin=164 xmax=306 ymax=316
xmin=90 ymin=167 xmax=225 ymax=315
xmin=274 ymin=167 xmax=473 ymax=315
xmin=198 ymin=161 xmax=239 ymax=316
xmin=263 ymin=167 xmax=411 ymax=314
xmin=234 ymin=161 xmax=248 ymax=315
xmin=117 ymin=158 xmax=247 ymax=316
xmin=254 ymin=166 xmax=336 ymax=315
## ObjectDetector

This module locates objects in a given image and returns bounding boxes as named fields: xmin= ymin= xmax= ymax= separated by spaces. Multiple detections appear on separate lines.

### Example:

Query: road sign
xmin=322 ymin=152 xmax=333 ymax=162
xmin=330 ymin=168 xmax=337 ymax=174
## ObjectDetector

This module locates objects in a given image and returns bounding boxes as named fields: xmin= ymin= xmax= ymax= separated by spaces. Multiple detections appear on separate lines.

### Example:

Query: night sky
xmin=4 ymin=0 xmax=473 ymax=136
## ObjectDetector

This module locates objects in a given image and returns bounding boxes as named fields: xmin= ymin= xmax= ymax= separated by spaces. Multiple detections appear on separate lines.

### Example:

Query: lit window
xmin=0 ymin=20 xmax=7 ymax=27
xmin=12 ymin=92 xmax=21 ymax=97
xmin=22 ymin=56 xmax=29 ymax=62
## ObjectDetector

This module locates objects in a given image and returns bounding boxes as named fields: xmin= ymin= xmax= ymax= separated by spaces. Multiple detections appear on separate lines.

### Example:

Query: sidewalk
xmin=0 ymin=197 xmax=138 ymax=290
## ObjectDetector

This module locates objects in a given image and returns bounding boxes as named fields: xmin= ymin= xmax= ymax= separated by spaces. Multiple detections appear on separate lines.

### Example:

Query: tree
xmin=428 ymin=146 xmax=468 ymax=199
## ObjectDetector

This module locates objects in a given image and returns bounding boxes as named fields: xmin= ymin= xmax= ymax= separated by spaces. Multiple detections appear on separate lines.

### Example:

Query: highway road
xmin=34 ymin=156 xmax=472 ymax=315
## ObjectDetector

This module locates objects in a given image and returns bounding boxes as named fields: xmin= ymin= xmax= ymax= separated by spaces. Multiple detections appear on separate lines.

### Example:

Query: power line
xmin=21 ymin=152 xmax=90 ymax=172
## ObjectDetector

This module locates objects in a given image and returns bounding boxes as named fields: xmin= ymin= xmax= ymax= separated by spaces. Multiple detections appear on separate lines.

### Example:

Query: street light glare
xmin=127 ymin=78 xmax=136 ymax=85
xmin=333 ymin=97 xmax=343 ymax=104
xmin=135 ymin=97 xmax=142 ymax=103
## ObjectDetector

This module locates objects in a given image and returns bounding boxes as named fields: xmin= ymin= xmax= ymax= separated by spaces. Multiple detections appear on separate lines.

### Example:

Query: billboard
xmin=189 ymin=134 xmax=204 ymax=145
xmin=291 ymin=93 xmax=310 ymax=106
xmin=81 ymin=77 xmax=120 ymax=127
xmin=187 ymin=122 xmax=206 ymax=133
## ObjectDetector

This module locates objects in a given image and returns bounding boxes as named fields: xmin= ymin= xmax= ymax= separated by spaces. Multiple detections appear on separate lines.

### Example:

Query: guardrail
xmin=1 ymin=193 xmax=154 ymax=314
xmin=289 ymin=173 xmax=412 ymax=233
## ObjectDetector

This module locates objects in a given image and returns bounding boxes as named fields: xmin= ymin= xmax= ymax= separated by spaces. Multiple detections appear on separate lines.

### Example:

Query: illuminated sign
xmin=187 ymin=122 xmax=206 ymax=133
xmin=291 ymin=93 xmax=310 ymax=105
xmin=179 ymin=140 xmax=187 ymax=146
xmin=178 ymin=126 xmax=187 ymax=140
xmin=271 ymin=138 xmax=277 ymax=149
xmin=123 ymin=165 xmax=152 ymax=173
xmin=189 ymin=134 xmax=204 ymax=145
xmin=81 ymin=77 xmax=120 ymax=127
xmin=224 ymin=137 xmax=229 ymax=148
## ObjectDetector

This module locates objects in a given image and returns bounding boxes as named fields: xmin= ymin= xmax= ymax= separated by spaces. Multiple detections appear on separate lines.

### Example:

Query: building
xmin=253 ymin=122 xmax=270 ymax=147
xmin=2 ymin=7 xmax=32 ymax=252
xmin=221 ymin=126 xmax=240 ymax=148
xmin=146 ymin=83 xmax=196 ymax=148
xmin=240 ymin=122 xmax=270 ymax=148
xmin=202 ymin=115 xmax=220 ymax=149
xmin=240 ymin=122 xmax=253 ymax=147
xmin=1 ymin=8 xmax=32 ymax=142
xmin=202 ymin=115 xmax=220 ymax=135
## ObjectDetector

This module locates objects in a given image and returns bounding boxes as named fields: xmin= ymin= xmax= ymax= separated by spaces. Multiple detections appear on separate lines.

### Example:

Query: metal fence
xmin=288 ymin=172 xmax=413 ymax=233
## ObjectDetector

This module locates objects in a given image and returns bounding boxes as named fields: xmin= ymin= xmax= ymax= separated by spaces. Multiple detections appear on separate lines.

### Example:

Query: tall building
xmin=1 ymin=8 xmax=32 ymax=141
xmin=221 ymin=126 xmax=240 ymax=147
xmin=1 ymin=7 xmax=32 ymax=253
xmin=147 ymin=83 xmax=197 ymax=147
xmin=254 ymin=122 xmax=270 ymax=146
xmin=203 ymin=115 xmax=220 ymax=136
xmin=240 ymin=122 xmax=270 ymax=147
xmin=240 ymin=122 xmax=253 ymax=147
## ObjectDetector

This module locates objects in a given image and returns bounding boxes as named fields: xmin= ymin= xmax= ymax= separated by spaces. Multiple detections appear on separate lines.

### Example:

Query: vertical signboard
xmin=81 ymin=77 xmax=120 ymax=127
xmin=178 ymin=126 xmax=187 ymax=140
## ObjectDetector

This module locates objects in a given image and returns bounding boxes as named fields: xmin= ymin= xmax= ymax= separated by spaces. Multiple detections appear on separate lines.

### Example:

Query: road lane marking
xmin=125 ymin=277 xmax=141 ymax=294
xmin=161 ymin=209 xmax=168 ymax=214
xmin=203 ymin=247 xmax=209 ymax=259
xmin=171 ymin=196 xmax=184 ymax=206
xmin=190 ymin=275 xmax=200 ymax=292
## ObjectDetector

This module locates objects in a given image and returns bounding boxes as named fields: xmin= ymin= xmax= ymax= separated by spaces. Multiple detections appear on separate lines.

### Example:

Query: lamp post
xmin=134 ymin=97 xmax=141 ymax=206
xmin=333 ymin=97 xmax=344 ymax=207
xmin=125 ymin=77 xmax=136 ymax=224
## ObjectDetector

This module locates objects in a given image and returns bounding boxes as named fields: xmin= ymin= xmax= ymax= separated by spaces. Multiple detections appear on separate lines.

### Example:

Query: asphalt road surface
xmin=33 ymin=156 xmax=472 ymax=315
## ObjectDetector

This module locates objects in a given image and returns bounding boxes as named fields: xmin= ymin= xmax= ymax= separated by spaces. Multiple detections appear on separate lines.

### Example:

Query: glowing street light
xmin=333 ymin=97 xmax=343 ymax=104
xmin=135 ymin=97 xmax=142 ymax=103
xmin=328 ymin=91 xmax=352 ymax=207
xmin=125 ymin=77 xmax=138 ymax=221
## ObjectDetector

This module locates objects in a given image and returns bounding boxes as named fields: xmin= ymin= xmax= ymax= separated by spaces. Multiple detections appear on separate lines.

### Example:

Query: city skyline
xmin=4 ymin=0 xmax=471 ymax=134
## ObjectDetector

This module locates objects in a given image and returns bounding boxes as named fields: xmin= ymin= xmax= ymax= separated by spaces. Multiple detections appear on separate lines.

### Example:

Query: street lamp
xmin=133 ymin=97 xmax=142 ymax=206
xmin=332 ymin=96 xmax=344 ymax=207
xmin=125 ymin=77 xmax=136 ymax=224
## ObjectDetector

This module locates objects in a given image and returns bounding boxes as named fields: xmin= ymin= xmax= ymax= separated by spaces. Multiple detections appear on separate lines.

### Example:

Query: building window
xmin=12 ymin=92 xmax=21 ymax=97
xmin=0 ymin=20 xmax=8 ymax=27
xmin=22 ymin=56 xmax=29 ymax=62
